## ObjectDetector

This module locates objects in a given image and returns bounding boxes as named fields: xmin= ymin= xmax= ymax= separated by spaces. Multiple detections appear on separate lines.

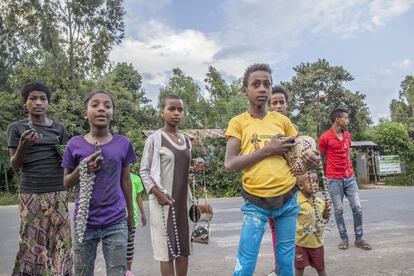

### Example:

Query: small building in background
xmin=351 ymin=141 xmax=379 ymax=184
xmin=142 ymin=129 xmax=225 ymax=140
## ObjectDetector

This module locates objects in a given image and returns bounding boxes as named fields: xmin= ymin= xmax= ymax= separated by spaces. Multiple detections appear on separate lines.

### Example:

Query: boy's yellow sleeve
xmin=225 ymin=117 xmax=242 ymax=140
xmin=284 ymin=117 xmax=298 ymax=137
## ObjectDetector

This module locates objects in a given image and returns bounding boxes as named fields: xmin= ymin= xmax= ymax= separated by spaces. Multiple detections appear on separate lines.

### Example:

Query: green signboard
xmin=378 ymin=155 xmax=401 ymax=175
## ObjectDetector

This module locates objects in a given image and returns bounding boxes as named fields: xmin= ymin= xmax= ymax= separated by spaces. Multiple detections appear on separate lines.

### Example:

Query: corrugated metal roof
xmin=142 ymin=129 xmax=226 ymax=139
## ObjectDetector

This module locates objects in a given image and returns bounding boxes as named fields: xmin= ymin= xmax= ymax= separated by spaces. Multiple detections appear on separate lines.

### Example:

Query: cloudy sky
xmin=110 ymin=0 xmax=414 ymax=123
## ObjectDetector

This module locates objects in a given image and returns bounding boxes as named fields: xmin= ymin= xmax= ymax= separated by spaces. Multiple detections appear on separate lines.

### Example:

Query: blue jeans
xmin=74 ymin=220 xmax=128 ymax=276
xmin=327 ymin=177 xmax=363 ymax=241
xmin=234 ymin=193 xmax=300 ymax=276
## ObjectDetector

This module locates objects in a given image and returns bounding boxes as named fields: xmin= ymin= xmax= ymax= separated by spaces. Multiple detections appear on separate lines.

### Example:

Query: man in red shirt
xmin=319 ymin=108 xmax=371 ymax=251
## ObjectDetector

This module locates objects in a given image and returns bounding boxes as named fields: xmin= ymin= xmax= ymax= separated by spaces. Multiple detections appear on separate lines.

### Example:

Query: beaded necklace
xmin=162 ymin=128 xmax=182 ymax=143
xmin=75 ymin=141 xmax=102 ymax=243
xmin=75 ymin=159 xmax=96 ymax=243
xmin=161 ymin=204 xmax=181 ymax=258
xmin=305 ymin=168 xmax=332 ymax=237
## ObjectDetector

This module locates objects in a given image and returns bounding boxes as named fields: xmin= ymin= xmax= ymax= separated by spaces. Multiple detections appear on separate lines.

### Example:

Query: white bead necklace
xmin=161 ymin=205 xmax=181 ymax=259
xmin=75 ymin=159 xmax=95 ymax=243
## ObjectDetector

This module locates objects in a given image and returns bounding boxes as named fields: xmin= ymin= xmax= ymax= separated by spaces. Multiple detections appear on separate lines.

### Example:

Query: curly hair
xmin=242 ymin=63 xmax=272 ymax=88
xmin=21 ymin=81 xmax=52 ymax=103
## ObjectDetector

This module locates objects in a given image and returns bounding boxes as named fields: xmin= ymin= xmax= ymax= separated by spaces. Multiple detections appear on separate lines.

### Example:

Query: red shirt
xmin=319 ymin=128 xmax=354 ymax=178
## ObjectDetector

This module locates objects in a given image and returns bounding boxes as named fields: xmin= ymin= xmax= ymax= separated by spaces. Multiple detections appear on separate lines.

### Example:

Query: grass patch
xmin=0 ymin=192 xmax=18 ymax=205
xmin=384 ymin=175 xmax=414 ymax=186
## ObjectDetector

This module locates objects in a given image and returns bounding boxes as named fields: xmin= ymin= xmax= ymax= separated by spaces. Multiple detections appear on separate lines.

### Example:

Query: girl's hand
xmin=85 ymin=150 xmax=103 ymax=173
xmin=141 ymin=215 xmax=147 ymax=226
xmin=151 ymin=186 xmax=175 ymax=206
xmin=127 ymin=213 xmax=134 ymax=233
xmin=156 ymin=193 xmax=175 ymax=206
xmin=18 ymin=129 xmax=38 ymax=151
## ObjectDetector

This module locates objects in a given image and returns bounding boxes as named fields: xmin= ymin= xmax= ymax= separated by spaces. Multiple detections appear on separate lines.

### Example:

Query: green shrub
xmin=384 ymin=175 xmax=414 ymax=186
xmin=0 ymin=192 xmax=18 ymax=205
xmin=192 ymin=137 xmax=242 ymax=198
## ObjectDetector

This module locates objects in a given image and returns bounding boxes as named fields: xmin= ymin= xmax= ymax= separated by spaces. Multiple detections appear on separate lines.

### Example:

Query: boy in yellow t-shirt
xmin=295 ymin=172 xmax=331 ymax=276
xmin=225 ymin=64 xmax=319 ymax=276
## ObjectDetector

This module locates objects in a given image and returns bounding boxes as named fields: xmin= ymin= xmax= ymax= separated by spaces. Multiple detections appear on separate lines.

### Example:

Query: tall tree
xmin=204 ymin=66 xmax=247 ymax=128
xmin=388 ymin=75 xmax=414 ymax=129
xmin=400 ymin=75 xmax=414 ymax=107
xmin=285 ymin=59 xmax=372 ymax=138
xmin=158 ymin=68 xmax=207 ymax=129
xmin=205 ymin=66 xmax=231 ymax=104
xmin=1 ymin=0 xmax=125 ymax=86
xmin=372 ymin=121 xmax=414 ymax=162
xmin=390 ymin=99 xmax=410 ymax=124
xmin=106 ymin=62 xmax=149 ymax=105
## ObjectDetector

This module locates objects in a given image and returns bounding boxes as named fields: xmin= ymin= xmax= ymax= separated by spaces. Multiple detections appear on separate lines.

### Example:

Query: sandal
xmin=355 ymin=239 xmax=372 ymax=250
xmin=338 ymin=240 xmax=349 ymax=250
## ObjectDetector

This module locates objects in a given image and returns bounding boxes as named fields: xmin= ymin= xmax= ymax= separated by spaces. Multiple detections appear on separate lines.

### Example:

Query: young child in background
xmin=126 ymin=172 xmax=147 ymax=276
xmin=140 ymin=95 xmax=192 ymax=276
xmin=268 ymin=85 xmax=289 ymax=115
xmin=295 ymin=172 xmax=330 ymax=276
xmin=267 ymin=85 xmax=289 ymax=276
xmin=62 ymin=90 xmax=136 ymax=275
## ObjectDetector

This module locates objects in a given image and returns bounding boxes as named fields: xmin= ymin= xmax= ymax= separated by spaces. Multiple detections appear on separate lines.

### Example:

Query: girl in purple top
xmin=62 ymin=91 xmax=136 ymax=275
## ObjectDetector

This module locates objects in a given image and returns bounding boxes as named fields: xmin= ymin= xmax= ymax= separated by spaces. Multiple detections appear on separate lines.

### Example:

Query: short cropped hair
xmin=272 ymin=85 xmax=288 ymax=102
xmin=330 ymin=108 xmax=348 ymax=123
xmin=242 ymin=63 xmax=272 ymax=88
xmin=160 ymin=94 xmax=183 ymax=109
xmin=21 ymin=81 xmax=52 ymax=103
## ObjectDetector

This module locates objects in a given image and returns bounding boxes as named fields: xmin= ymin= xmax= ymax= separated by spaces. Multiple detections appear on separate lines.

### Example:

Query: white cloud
xmin=128 ymin=0 xmax=171 ymax=12
xmin=370 ymin=0 xmax=414 ymax=26
xmin=392 ymin=58 xmax=413 ymax=72
xmin=221 ymin=0 xmax=414 ymax=40
xmin=111 ymin=0 xmax=414 ymax=103
xmin=111 ymin=20 xmax=220 ymax=86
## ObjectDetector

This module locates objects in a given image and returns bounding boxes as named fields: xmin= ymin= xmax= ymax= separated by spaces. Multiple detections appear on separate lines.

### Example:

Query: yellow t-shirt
xmin=296 ymin=191 xmax=326 ymax=248
xmin=225 ymin=111 xmax=297 ymax=197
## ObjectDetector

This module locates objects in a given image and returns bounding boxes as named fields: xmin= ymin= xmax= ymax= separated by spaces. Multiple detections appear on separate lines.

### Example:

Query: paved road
xmin=1 ymin=187 xmax=414 ymax=276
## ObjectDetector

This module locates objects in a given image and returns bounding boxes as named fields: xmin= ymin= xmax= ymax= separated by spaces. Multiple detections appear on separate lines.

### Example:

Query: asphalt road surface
xmin=1 ymin=186 xmax=413 ymax=275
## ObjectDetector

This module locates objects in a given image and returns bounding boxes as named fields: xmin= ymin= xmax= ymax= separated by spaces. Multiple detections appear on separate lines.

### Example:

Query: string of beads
xmin=306 ymin=168 xmax=332 ymax=237
xmin=75 ymin=159 xmax=95 ymax=243
xmin=161 ymin=204 xmax=181 ymax=259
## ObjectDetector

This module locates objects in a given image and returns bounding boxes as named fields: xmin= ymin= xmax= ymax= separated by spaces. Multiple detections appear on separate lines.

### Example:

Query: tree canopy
xmin=3 ymin=1 xmax=409 ymax=191
xmin=285 ymin=59 xmax=372 ymax=138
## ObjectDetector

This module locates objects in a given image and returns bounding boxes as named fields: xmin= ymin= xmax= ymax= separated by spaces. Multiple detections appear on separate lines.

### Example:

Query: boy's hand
xmin=265 ymin=134 xmax=297 ymax=156
xmin=141 ymin=215 xmax=147 ymax=226
xmin=302 ymin=150 xmax=321 ymax=169
xmin=323 ymin=199 xmax=332 ymax=219
xmin=18 ymin=129 xmax=38 ymax=151
xmin=85 ymin=150 xmax=103 ymax=173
